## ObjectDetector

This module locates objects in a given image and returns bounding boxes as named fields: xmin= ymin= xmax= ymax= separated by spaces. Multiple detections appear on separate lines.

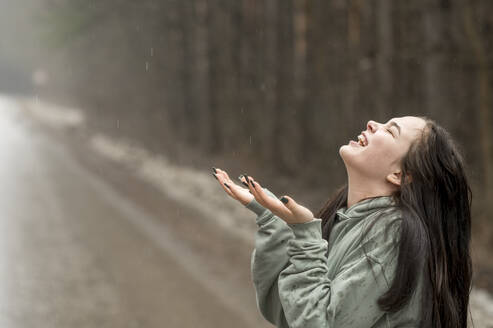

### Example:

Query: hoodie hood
xmin=336 ymin=195 xmax=396 ymax=221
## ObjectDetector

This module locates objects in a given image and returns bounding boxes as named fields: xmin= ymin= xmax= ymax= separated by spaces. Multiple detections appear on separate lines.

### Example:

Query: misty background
xmin=1 ymin=1 xmax=492 ymax=327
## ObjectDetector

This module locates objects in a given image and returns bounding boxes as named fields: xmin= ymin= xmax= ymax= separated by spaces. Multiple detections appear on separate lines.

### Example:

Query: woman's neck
xmin=346 ymin=173 xmax=393 ymax=208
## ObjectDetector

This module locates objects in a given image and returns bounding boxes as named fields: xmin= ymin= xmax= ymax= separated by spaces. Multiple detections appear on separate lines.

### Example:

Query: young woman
xmin=213 ymin=116 xmax=472 ymax=328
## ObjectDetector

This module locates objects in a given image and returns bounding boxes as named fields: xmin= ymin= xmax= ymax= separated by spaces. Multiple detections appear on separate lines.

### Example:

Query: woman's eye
xmin=387 ymin=128 xmax=394 ymax=136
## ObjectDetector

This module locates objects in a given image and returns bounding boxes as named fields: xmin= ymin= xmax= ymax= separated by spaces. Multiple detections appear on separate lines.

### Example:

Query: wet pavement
xmin=0 ymin=96 xmax=270 ymax=328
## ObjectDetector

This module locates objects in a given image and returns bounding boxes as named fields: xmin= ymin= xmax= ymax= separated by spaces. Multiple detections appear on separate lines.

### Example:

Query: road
xmin=0 ymin=96 xmax=270 ymax=328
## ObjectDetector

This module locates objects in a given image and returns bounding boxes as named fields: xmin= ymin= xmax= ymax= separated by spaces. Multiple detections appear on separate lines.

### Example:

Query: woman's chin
xmin=340 ymin=142 xmax=368 ymax=165
xmin=339 ymin=144 xmax=354 ymax=160
xmin=339 ymin=144 xmax=349 ymax=156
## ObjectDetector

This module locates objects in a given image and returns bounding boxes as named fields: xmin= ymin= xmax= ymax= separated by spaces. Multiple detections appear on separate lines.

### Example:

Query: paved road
xmin=0 ymin=96 xmax=269 ymax=328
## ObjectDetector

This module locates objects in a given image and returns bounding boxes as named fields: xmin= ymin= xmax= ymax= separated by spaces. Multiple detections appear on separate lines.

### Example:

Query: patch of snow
xmin=90 ymin=134 xmax=257 ymax=244
xmin=21 ymin=97 xmax=85 ymax=129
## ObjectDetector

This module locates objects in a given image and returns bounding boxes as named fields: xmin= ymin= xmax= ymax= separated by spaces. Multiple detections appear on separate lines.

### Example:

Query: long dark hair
xmin=316 ymin=117 xmax=472 ymax=328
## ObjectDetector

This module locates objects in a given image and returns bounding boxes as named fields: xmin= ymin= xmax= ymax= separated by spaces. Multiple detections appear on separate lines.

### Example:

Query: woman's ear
xmin=387 ymin=170 xmax=412 ymax=187
xmin=386 ymin=170 xmax=402 ymax=187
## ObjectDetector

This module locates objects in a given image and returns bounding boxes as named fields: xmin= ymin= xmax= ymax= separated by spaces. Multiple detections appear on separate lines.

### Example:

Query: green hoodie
xmin=245 ymin=188 xmax=424 ymax=328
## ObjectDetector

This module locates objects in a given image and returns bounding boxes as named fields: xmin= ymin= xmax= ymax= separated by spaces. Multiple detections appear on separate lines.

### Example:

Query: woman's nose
xmin=367 ymin=120 xmax=376 ymax=132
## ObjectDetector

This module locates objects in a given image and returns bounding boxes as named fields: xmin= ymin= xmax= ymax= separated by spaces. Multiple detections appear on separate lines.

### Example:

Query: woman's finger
xmin=214 ymin=168 xmax=226 ymax=180
xmin=227 ymin=181 xmax=254 ymax=205
xmin=238 ymin=174 xmax=250 ymax=188
xmin=278 ymin=195 xmax=314 ymax=223
xmin=251 ymin=179 xmax=292 ymax=216
xmin=245 ymin=177 xmax=291 ymax=219
xmin=214 ymin=170 xmax=237 ymax=199
xmin=239 ymin=175 xmax=255 ymax=192
xmin=250 ymin=179 xmax=276 ymax=206
xmin=245 ymin=175 xmax=263 ymax=204
xmin=246 ymin=177 xmax=266 ymax=206
xmin=222 ymin=182 xmax=236 ymax=198
xmin=217 ymin=169 xmax=235 ymax=188
xmin=216 ymin=168 xmax=232 ymax=182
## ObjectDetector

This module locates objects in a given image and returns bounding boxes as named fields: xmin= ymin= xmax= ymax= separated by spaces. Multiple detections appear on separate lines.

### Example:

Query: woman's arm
xmin=212 ymin=167 xmax=290 ymax=325
xmin=245 ymin=191 xmax=293 ymax=328
xmin=277 ymin=218 xmax=400 ymax=328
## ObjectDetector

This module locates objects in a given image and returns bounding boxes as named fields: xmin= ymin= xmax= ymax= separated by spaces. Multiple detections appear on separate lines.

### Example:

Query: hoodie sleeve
xmin=277 ymin=217 xmax=400 ymax=328
xmin=244 ymin=189 xmax=293 ymax=327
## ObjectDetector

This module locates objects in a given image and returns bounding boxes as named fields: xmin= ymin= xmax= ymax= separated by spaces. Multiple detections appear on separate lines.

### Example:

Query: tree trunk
xmin=462 ymin=2 xmax=493 ymax=201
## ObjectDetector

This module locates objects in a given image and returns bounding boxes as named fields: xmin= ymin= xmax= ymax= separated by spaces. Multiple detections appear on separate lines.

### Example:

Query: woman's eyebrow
xmin=388 ymin=121 xmax=401 ymax=135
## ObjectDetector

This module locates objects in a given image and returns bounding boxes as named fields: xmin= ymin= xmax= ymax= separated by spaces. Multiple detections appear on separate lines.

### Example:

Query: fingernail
xmin=212 ymin=173 xmax=218 ymax=180
xmin=280 ymin=197 xmax=288 ymax=204
xmin=224 ymin=182 xmax=231 ymax=189
xmin=212 ymin=167 xmax=217 ymax=173
xmin=241 ymin=181 xmax=249 ymax=187
xmin=238 ymin=174 xmax=244 ymax=181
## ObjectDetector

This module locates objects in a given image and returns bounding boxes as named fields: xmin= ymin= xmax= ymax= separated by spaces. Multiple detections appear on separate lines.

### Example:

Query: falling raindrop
xmin=145 ymin=61 xmax=149 ymax=71
xmin=116 ymin=119 xmax=120 ymax=128
xmin=249 ymin=136 xmax=252 ymax=144
xmin=150 ymin=47 xmax=154 ymax=57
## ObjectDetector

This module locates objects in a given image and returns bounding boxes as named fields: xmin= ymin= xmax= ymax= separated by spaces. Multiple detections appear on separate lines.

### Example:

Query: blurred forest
xmin=1 ymin=1 xmax=493 ymax=289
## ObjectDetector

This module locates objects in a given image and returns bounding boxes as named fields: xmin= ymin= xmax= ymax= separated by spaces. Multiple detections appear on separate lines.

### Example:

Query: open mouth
xmin=356 ymin=134 xmax=368 ymax=147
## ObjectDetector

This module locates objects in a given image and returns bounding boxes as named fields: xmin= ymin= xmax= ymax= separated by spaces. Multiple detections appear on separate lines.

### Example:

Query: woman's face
xmin=339 ymin=116 xmax=427 ymax=185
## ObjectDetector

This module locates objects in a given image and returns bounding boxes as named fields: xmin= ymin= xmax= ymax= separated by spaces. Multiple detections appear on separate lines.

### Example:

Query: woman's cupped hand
xmin=212 ymin=167 xmax=314 ymax=224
